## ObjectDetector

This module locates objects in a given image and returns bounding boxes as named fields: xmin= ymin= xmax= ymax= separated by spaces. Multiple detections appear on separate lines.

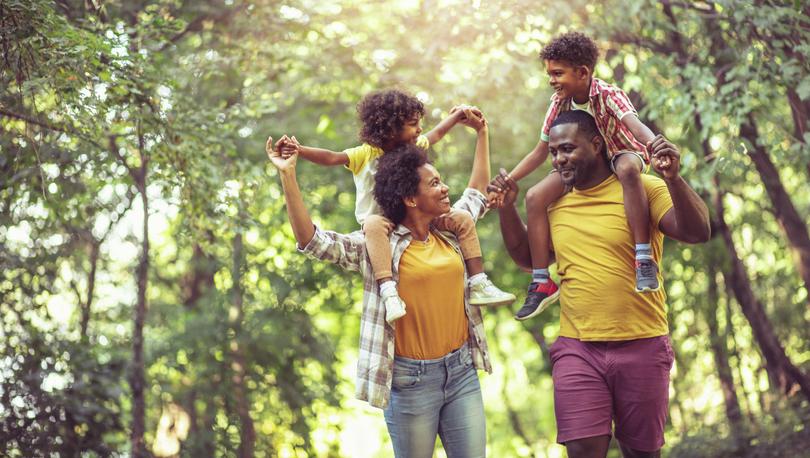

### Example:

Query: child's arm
xmin=507 ymin=139 xmax=550 ymax=182
xmin=280 ymin=137 xmax=349 ymax=167
xmin=424 ymin=108 xmax=465 ymax=146
xmin=424 ymin=105 xmax=484 ymax=146
xmin=621 ymin=114 xmax=656 ymax=147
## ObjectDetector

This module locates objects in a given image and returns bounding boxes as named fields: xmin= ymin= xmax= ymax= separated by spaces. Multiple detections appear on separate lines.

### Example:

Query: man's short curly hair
xmin=540 ymin=32 xmax=599 ymax=71
xmin=373 ymin=144 xmax=429 ymax=224
xmin=550 ymin=110 xmax=607 ymax=157
xmin=357 ymin=89 xmax=425 ymax=148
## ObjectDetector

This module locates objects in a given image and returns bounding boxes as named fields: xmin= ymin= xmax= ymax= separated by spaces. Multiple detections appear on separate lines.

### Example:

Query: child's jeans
xmin=383 ymin=343 xmax=486 ymax=458
xmin=364 ymin=210 xmax=482 ymax=281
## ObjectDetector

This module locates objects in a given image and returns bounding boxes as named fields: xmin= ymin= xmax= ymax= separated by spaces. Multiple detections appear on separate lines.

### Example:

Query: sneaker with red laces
xmin=514 ymin=280 xmax=560 ymax=321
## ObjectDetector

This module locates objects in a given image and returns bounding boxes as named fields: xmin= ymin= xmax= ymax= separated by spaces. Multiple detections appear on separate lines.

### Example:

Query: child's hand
xmin=450 ymin=104 xmax=484 ymax=121
xmin=486 ymin=168 xmax=519 ymax=209
xmin=276 ymin=135 xmax=300 ymax=159
xmin=649 ymin=134 xmax=681 ymax=180
xmin=458 ymin=108 xmax=487 ymax=132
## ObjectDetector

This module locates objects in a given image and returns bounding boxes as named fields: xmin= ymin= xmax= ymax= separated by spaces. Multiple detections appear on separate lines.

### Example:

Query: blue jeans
xmin=384 ymin=343 xmax=486 ymax=458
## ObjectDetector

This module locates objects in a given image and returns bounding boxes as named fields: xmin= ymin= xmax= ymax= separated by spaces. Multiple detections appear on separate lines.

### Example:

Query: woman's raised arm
xmin=462 ymin=109 xmax=491 ymax=194
xmin=267 ymin=136 xmax=315 ymax=247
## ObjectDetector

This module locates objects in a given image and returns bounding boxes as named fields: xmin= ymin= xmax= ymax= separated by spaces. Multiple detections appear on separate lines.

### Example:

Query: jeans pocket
xmin=392 ymin=366 xmax=420 ymax=389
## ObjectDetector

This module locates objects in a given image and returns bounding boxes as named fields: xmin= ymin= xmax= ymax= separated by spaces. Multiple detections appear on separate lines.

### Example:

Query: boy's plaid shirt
xmin=299 ymin=188 xmax=493 ymax=409
xmin=541 ymin=78 xmax=650 ymax=161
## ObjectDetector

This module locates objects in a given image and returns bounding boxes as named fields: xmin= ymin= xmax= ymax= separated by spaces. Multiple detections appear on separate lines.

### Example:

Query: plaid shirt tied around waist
xmin=299 ymin=188 xmax=493 ymax=409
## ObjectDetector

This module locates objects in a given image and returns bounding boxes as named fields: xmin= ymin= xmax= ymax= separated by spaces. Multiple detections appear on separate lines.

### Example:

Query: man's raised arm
xmin=650 ymin=135 xmax=711 ymax=244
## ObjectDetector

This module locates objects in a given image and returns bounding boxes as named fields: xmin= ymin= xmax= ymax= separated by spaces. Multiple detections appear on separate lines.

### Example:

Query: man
xmin=491 ymin=110 xmax=710 ymax=458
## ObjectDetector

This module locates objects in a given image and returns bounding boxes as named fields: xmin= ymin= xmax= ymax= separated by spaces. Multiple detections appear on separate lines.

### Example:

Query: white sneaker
xmin=382 ymin=293 xmax=407 ymax=323
xmin=469 ymin=278 xmax=516 ymax=307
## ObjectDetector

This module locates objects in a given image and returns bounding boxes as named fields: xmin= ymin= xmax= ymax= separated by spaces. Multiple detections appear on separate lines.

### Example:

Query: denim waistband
xmin=394 ymin=342 xmax=470 ymax=369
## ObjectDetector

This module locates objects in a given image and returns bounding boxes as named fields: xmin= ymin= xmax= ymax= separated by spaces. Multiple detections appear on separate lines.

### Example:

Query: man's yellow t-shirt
xmin=548 ymin=174 xmax=674 ymax=341
xmin=344 ymin=135 xmax=430 ymax=225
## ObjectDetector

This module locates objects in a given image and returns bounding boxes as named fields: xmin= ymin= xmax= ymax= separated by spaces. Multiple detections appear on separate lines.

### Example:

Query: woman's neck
xmin=401 ymin=213 xmax=432 ymax=241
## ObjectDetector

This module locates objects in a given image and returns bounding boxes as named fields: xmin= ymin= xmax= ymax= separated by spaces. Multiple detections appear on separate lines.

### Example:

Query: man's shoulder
xmin=641 ymin=174 xmax=667 ymax=190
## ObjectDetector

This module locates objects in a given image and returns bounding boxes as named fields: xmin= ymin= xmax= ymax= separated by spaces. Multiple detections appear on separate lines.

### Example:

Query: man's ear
xmin=591 ymin=134 xmax=604 ymax=154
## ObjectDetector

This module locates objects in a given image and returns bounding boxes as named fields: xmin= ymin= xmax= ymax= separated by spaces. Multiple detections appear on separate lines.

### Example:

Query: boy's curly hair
xmin=540 ymin=32 xmax=599 ymax=71
xmin=357 ymin=89 xmax=425 ymax=148
xmin=373 ymin=144 xmax=429 ymax=224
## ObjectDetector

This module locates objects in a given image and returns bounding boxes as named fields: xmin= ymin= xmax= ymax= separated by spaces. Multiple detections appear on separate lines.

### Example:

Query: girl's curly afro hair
xmin=357 ymin=89 xmax=425 ymax=148
xmin=373 ymin=144 xmax=429 ymax=224
xmin=540 ymin=32 xmax=599 ymax=71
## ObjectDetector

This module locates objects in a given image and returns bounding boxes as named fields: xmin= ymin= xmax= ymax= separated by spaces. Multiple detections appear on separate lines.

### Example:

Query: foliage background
xmin=2 ymin=0 xmax=810 ymax=456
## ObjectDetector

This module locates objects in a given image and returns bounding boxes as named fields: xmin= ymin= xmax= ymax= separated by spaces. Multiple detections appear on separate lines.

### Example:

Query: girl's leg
xmin=363 ymin=215 xmax=406 ymax=322
xmin=434 ymin=210 xmax=515 ymax=307
xmin=612 ymin=152 xmax=659 ymax=293
xmin=433 ymin=209 xmax=482 ymax=272
xmin=516 ymin=172 xmax=565 ymax=320
xmin=364 ymin=214 xmax=395 ymax=282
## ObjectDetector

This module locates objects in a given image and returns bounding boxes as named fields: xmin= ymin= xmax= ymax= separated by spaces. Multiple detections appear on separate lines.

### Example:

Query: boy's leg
xmin=363 ymin=215 xmax=406 ymax=323
xmin=515 ymin=172 xmax=565 ymax=321
xmin=433 ymin=210 xmax=515 ymax=307
xmin=611 ymin=153 xmax=658 ymax=293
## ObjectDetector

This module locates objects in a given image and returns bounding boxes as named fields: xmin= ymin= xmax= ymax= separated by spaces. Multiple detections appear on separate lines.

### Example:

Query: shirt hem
xmin=558 ymin=330 xmax=668 ymax=342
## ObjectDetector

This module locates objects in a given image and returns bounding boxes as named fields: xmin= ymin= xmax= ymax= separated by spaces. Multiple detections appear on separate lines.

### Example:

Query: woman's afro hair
xmin=373 ymin=144 xmax=429 ymax=224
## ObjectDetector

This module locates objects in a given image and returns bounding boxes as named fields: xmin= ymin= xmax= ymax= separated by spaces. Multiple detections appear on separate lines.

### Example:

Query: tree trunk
xmin=128 ymin=126 xmax=150 ymax=458
xmin=183 ymin=240 xmax=217 ymax=309
xmin=705 ymin=260 xmax=744 ymax=431
xmin=80 ymin=241 xmax=100 ymax=339
xmin=714 ymin=184 xmax=810 ymax=401
xmin=739 ymin=115 xmax=810 ymax=302
xmin=180 ymin=239 xmax=217 ymax=453
xmin=130 ymin=182 xmax=149 ymax=457
xmin=723 ymin=283 xmax=758 ymax=426
xmin=230 ymin=233 xmax=255 ymax=458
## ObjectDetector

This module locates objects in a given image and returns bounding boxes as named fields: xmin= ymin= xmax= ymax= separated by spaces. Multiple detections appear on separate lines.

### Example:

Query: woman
xmin=267 ymin=112 xmax=493 ymax=457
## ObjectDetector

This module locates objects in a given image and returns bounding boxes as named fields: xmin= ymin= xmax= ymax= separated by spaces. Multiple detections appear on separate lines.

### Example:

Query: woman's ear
xmin=403 ymin=196 xmax=416 ymax=208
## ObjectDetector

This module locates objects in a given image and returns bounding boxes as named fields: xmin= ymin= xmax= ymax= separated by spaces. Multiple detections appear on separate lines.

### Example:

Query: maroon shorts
xmin=549 ymin=335 xmax=674 ymax=452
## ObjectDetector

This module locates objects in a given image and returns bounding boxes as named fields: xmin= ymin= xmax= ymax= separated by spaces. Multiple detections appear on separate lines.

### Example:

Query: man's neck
xmin=574 ymin=164 xmax=612 ymax=190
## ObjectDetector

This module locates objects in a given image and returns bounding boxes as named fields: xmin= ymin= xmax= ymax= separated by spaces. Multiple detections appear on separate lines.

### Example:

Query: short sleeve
xmin=644 ymin=176 xmax=674 ymax=227
xmin=603 ymin=86 xmax=638 ymax=121
xmin=344 ymin=144 xmax=376 ymax=175
xmin=540 ymin=96 xmax=561 ymax=142
xmin=416 ymin=135 xmax=430 ymax=149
